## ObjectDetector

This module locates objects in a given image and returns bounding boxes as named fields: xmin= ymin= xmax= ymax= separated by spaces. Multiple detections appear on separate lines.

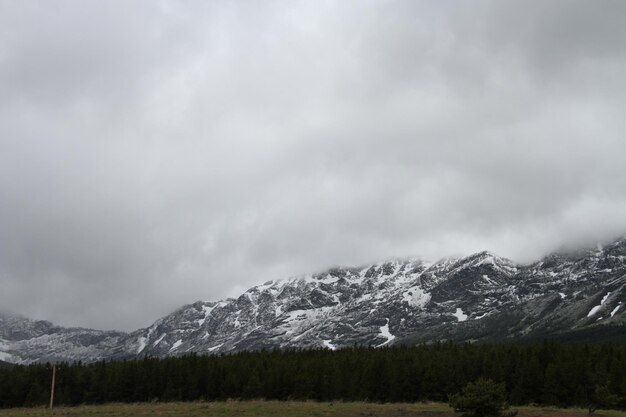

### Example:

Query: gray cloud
xmin=1 ymin=0 xmax=626 ymax=330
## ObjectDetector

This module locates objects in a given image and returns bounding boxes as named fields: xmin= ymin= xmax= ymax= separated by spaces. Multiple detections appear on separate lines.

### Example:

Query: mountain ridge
xmin=1 ymin=236 xmax=625 ymax=363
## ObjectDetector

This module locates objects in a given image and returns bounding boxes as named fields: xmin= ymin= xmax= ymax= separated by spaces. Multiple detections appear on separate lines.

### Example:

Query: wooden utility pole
xmin=49 ymin=364 xmax=56 ymax=409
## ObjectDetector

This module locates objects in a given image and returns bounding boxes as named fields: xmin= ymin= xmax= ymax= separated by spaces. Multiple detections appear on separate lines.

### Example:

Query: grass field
xmin=0 ymin=401 xmax=624 ymax=417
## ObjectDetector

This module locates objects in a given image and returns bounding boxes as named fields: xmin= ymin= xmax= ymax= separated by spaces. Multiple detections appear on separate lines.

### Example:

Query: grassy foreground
xmin=0 ymin=401 xmax=624 ymax=417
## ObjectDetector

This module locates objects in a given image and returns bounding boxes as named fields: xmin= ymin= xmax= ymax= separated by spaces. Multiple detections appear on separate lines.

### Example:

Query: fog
xmin=1 ymin=1 xmax=625 ymax=330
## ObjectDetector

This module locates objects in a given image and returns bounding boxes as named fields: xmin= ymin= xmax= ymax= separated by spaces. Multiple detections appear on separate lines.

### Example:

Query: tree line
xmin=0 ymin=341 xmax=625 ymax=409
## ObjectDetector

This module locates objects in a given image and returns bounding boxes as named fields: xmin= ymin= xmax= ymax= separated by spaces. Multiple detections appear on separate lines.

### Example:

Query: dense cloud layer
xmin=1 ymin=1 xmax=625 ymax=330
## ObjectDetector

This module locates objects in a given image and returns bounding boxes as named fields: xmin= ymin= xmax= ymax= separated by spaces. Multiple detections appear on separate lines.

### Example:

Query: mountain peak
xmin=2 ymin=242 xmax=626 ymax=364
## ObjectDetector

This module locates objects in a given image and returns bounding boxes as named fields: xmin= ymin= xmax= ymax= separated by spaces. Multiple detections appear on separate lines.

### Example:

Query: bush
xmin=449 ymin=378 xmax=509 ymax=417
xmin=588 ymin=385 xmax=620 ymax=415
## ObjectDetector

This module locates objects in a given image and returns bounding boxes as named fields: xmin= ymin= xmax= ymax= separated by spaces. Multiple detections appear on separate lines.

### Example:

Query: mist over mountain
xmin=1 ymin=236 xmax=624 ymax=364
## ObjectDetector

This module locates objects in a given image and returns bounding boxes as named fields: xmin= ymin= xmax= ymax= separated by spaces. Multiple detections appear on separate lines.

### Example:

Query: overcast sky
xmin=1 ymin=0 xmax=626 ymax=331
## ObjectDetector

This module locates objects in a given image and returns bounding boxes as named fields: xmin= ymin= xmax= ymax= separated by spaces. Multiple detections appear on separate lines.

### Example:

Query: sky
xmin=1 ymin=0 xmax=626 ymax=331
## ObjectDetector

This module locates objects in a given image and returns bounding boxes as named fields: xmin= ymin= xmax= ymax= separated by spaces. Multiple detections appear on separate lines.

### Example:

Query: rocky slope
xmin=1 ymin=237 xmax=625 ymax=363
xmin=0 ymin=312 xmax=129 ymax=363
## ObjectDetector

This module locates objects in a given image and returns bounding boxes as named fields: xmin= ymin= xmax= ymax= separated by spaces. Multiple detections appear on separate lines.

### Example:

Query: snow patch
xmin=279 ymin=307 xmax=334 ymax=336
xmin=197 ymin=301 xmax=227 ymax=326
xmin=137 ymin=323 xmax=158 ymax=353
xmin=611 ymin=303 xmax=622 ymax=317
xmin=453 ymin=308 xmax=468 ymax=322
xmin=169 ymin=339 xmax=183 ymax=352
xmin=136 ymin=336 xmax=147 ymax=353
xmin=558 ymin=292 xmax=567 ymax=299
xmin=587 ymin=292 xmax=611 ymax=317
xmin=402 ymin=286 xmax=431 ymax=308
xmin=322 ymin=339 xmax=336 ymax=350
xmin=153 ymin=333 xmax=166 ymax=347
xmin=208 ymin=343 xmax=223 ymax=352
xmin=376 ymin=319 xmax=395 ymax=347
xmin=358 ymin=293 xmax=373 ymax=302
xmin=587 ymin=291 xmax=611 ymax=317
xmin=475 ymin=254 xmax=515 ymax=273
xmin=482 ymin=275 xmax=497 ymax=285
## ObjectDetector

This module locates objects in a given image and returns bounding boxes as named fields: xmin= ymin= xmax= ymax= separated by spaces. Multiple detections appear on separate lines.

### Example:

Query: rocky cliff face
xmin=2 ymin=237 xmax=625 ymax=363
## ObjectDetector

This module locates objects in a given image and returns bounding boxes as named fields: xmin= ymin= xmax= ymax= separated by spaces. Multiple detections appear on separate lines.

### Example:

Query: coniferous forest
xmin=0 ymin=342 xmax=625 ymax=409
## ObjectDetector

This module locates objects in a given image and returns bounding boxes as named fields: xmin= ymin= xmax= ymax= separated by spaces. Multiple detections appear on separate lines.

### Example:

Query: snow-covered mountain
xmin=0 ymin=312 xmax=128 ymax=363
xmin=2 ymin=237 xmax=625 ymax=363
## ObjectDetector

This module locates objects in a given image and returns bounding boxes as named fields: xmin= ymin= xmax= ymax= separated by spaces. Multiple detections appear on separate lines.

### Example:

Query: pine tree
xmin=449 ymin=378 xmax=509 ymax=417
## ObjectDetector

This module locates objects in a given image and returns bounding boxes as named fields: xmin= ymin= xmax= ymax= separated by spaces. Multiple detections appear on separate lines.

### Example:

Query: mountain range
xmin=1 ymin=237 xmax=625 ymax=364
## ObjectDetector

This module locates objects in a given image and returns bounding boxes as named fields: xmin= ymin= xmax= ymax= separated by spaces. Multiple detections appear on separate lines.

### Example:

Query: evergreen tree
xmin=449 ymin=378 xmax=508 ymax=417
